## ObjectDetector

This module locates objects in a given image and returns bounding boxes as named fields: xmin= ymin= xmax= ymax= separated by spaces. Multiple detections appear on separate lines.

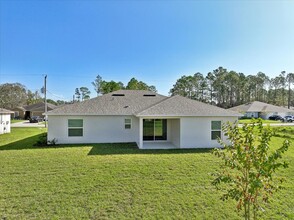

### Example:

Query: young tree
xmin=75 ymin=88 xmax=81 ymax=102
xmin=92 ymin=75 xmax=103 ymax=96
xmin=212 ymin=119 xmax=289 ymax=220
xmin=80 ymin=87 xmax=91 ymax=101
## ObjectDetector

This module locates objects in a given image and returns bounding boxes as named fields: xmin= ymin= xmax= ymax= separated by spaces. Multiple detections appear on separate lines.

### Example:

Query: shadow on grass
xmin=0 ymin=133 xmax=46 ymax=151
xmin=87 ymin=143 xmax=212 ymax=155
xmin=0 ymin=134 xmax=212 ymax=155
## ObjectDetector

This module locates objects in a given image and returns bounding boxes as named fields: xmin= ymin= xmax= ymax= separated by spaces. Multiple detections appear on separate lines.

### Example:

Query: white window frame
xmin=125 ymin=118 xmax=132 ymax=129
xmin=68 ymin=119 xmax=83 ymax=137
xmin=211 ymin=121 xmax=222 ymax=140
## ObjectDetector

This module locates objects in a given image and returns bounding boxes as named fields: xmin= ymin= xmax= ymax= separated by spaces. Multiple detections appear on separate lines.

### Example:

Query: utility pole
xmin=44 ymin=75 xmax=47 ymax=128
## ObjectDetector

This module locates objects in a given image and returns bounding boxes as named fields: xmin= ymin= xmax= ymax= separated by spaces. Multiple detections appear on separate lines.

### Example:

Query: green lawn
xmin=0 ymin=127 xmax=293 ymax=219
xmin=10 ymin=120 xmax=27 ymax=124
xmin=239 ymin=119 xmax=282 ymax=124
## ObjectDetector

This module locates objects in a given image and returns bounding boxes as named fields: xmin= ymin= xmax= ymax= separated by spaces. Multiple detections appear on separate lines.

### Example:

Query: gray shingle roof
xmin=229 ymin=101 xmax=294 ymax=113
xmin=25 ymin=102 xmax=57 ymax=112
xmin=0 ymin=108 xmax=14 ymax=114
xmin=47 ymin=90 xmax=240 ymax=117
xmin=136 ymin=95 xmax=241 ymax=117
xmin=47 ymin=90 xmax=167 ymax=116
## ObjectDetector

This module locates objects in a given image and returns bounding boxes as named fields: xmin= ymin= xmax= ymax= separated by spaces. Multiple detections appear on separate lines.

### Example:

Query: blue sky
xmin=1 ymin=0 xmax=294 ymax=101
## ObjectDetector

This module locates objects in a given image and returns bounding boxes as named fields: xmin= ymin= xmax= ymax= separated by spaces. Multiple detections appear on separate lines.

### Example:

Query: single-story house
xmin=229 ymin=101 xmax=294 ymax=119
xmin=0 ymin=108 xmax=13 ymax=134
xmin=10 ymin=106 xmax=26 ymax=119
xmin=24 ymin=102 xmax=57 ymax=119
xmin=47 ymin=90 xmax=241 ymax=149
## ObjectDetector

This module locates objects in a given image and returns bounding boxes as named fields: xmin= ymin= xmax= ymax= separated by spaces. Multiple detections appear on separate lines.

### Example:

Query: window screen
xmin=68 ymin=119 xmax=83 ymax=137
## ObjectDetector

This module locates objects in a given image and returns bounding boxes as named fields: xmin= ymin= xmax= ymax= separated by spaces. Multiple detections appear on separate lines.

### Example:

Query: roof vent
xmin=124 ymin=105 xmax=129 ymax=108
xmin=143 ymin=94 xmax=156 ymax=97
xmin=112 ymin=94 xmax=125 ymax=96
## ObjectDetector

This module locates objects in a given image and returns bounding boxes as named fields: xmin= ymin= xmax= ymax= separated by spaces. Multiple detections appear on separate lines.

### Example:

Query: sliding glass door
xmin=143 ymin=119 xmax=167 ymax=141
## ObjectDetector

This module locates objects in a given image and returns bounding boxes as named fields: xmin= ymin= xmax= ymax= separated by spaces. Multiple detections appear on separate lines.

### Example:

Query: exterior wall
xmin=180 ymin=116 xmax=238 ymax=148
xmin=244 ymin=112 xmax=259 ymax=118
xmin=11 ymin=108 xmax=25 ymax=119
xmin=170 ymin=119 xmax=180 ymax=147
xmin=48 ymin=115 xmax=139 ymax=144
xmin=0 ymin=113 xmax=11 ymax=134
xmin=32 ymin=111 xmax=44 ymax=117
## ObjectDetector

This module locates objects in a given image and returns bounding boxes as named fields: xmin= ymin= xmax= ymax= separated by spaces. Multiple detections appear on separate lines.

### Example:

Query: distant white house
xmin=229 ymin=101 xmax=294 ymax=119
xmin=0 ymin=108 xmax=13 ymax=134
xmin=46 ymin=90 xmax=241 ymax=149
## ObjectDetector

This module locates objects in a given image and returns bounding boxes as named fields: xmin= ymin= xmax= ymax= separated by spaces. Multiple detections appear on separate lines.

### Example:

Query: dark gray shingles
xmin=136 ymin=95 xmax=241 ymax=117
xmin=229 ymin=101 xmax=294 ymax=113
xmin=47 ymin=90 xmax=167 ymax=115
xmin=25 ymin=102 xmax=57 ymax=111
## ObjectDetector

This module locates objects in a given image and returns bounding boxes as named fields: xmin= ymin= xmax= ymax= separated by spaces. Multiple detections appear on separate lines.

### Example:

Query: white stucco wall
xmin=0 ymin=113 xmax=11 ymax=134
xmin=48 ymin=115 xmax=139 ymax=144
xmin=170 ymin=119 xmax=180 ymax=147
xmin=180 ymin=116 xmax=238 ymax=148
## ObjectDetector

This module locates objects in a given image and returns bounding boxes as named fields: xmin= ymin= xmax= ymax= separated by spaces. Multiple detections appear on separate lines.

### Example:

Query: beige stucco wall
xmin=48 ymin=115 xmax=140 ymax=144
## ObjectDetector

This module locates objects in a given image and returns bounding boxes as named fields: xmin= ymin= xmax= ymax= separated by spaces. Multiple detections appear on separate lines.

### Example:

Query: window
xmin=68 ymin=119 xmax=83 ymax=137
xmin=143 ymin=119 xmax=167 ymax=141
xmin=125 ymin=118 xmax=132 ymax=129
xmin=211 ymin=121 xmax=221 ymax=140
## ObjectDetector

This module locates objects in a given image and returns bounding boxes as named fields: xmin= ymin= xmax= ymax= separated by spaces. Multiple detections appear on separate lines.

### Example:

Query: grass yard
xmin=0 ymin=127 xmax=293 ymax=219
xmin=10 ymin=120 xmax=27 ymax=124
xmin=239 ymin=119 xmax=282 ymax=124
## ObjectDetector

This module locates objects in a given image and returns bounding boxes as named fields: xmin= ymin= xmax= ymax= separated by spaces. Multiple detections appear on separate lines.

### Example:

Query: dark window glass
xmin=68 ymin=119 xmax=83 ymax=127
xmin=68 ymin=128 xmax=83 ymax=137
xmin=143 ymin=119 xmax=167 ymax=141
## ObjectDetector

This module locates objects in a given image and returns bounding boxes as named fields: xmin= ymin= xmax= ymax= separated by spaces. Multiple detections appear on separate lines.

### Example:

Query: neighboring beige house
xmin=24 ymin=102 xmax=57 ymax=119
xmin=9 ymin=102 xmax=57 ymax=119
xmin=229 ymin=101 xmax=294 ymax=119
xmin=10 ymin=106 xmax=26 ymax=119
xmin=0 ymin=108 xmax=13 ymax=134
xmin=47 ymin=90 xmax=241 ymax=149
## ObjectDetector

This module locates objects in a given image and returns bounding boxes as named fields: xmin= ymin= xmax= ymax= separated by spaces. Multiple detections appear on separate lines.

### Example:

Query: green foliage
xmin=212 ymin=119 xmax=289 ymax=219
xmin=169 ymin=73 xmax=207 ymax=101
xmin=34 ymin=133 xmax=48 ymax=146
xmin=0 ymin=83 xmax=28 ymax=108
xmin=79 ymin=87 xmax=91 ymax=100
xmin=126 ymin=77 xmax=157 ymax=92
xmin=91 ymin=75 xmax=103 ymax=96
xmin=97 ymin=76 xmax=157 ymax=94
xmin=74 ymin=87 xmax=91 ymax=101
xmin=26 ymin=89 xmax=43 ymax=105
xmin=170 ymin=67 xmax=294 ymax=108
xmin=100 ymin=80 xmax=124 ymax=94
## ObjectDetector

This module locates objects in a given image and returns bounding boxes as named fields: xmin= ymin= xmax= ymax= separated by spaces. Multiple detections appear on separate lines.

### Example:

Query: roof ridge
xmin=135 ymin=95 xmax=177 ymax=116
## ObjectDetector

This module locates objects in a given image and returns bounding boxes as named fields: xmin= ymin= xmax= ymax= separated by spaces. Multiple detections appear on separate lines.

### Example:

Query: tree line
xmin=170 ymin=67 xmax=294 ymax=109
xmin=0 ymin=83 xmax=70 ymax=109
xmin=73 ymin=76 xmax=157 ymax=102
xmin=1 ymin=67 xmax=293 ymax=109
xmin=0 ymin=76 xmax=157 ymax=108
